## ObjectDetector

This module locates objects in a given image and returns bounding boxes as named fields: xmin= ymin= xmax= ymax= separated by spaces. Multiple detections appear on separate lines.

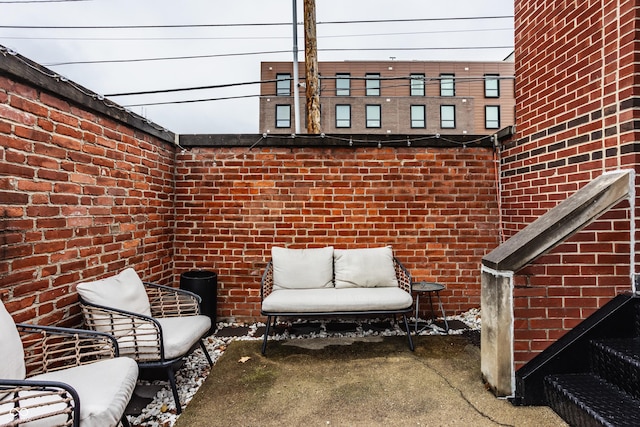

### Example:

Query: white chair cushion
xmin=115 ymin=315 xmax=210 ymax=361
xmin=77 ymin=268 xmax=152 ymax=318
xmin=334 ymin=246 xmax=399 ymax=288
xmin=157 ymin=316 xmax=211 ymax=360
xmin=262 ymin=287 xmax=413 ymax=313
xmin=272 ymin=246 xmax=334 ymax=290
xmin=0 ymin=300 xmax=26 ymax=380
xmin=4 ymin=357 xmax=139 ymax=427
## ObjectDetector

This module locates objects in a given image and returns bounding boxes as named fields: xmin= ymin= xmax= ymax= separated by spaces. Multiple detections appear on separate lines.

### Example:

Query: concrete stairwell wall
xmin=481 ymin=169 xmax=635 ymax=396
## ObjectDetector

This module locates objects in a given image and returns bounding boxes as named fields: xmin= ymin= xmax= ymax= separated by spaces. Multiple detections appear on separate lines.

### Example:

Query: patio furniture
xmin=260 ymin=246 xmax=415 ymax=354
xmin=0 ymin=299 xmax=138 ymax=427
xmin=412 ymin=281 xmax=449 ymax=334
xmin=76 ymin=268 xmax=213 ymax=415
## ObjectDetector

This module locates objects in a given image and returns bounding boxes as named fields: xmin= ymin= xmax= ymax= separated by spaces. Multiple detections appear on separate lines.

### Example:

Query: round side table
xmin=412 ymin=281 xmax=449 ymax=334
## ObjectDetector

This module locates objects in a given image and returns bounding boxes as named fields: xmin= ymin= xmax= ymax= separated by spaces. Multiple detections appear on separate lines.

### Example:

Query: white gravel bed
xmin=127 ymin=308 xmax=481 ymax=427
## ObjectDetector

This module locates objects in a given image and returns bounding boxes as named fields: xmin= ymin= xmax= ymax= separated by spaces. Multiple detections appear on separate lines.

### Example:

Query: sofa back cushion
xmin=334 ymin=246 xmax=399 ymax=288
xmin=272 ymin=246 xmax=335 ymax=290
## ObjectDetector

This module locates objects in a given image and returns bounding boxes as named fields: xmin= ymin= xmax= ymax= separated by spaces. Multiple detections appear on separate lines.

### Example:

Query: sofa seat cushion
xmin=262 ymin=288 xmax=413 ymax=313
xmin=18 ymin=357 xmax=139 ymax=427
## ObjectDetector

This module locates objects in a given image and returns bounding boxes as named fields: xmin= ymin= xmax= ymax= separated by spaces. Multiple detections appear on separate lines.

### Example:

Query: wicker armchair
xmin=0 ymin=299 xmax=138 ymax=427
xmin=76 ymin=268 xmax=213 ymax=415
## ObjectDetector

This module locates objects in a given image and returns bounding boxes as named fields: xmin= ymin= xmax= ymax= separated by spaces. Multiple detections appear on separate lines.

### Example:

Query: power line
xmin=320 ymin=16 xmax=513 ymax=25
xmin=123 ymin=93 xmax=260 ymax=107
xmin=0 ymin=15 xmax=514 ymax=30
xmin=117 ymin=75 xmax=515 ymax=107
xmin=0 ymin=27 xmax=514 ymax=42
xmin=106 ymin=75 xmax=515 ymax=97
xmin=0 ymin=0 xmax=94 ymax=3
xmin=44 ymin=50 xmax=291 ymax=66
xmin=45 ymin=46 xmax=514 ymax=66
xmin=105 ymin=78 xmax=281 ymax=97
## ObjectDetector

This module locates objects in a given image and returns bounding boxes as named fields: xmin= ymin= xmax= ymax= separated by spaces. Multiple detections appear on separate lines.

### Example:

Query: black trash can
xmin=180 ymin=270 xmax=217 ymax=333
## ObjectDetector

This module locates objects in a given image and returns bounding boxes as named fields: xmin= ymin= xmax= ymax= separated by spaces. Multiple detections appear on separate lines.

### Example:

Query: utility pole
xmin=303 ymin=0 xmax=321 ymax=133
xmin=291 ymin=0 xmax=301 ymax=134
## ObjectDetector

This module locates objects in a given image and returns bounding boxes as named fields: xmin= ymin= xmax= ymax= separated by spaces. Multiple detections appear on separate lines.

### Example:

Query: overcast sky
xmin=0 ymin=0 xmax=514 ymax=134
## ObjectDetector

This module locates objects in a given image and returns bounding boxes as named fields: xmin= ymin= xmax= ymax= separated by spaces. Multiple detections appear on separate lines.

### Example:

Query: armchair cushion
xmin=0 ymin=301 xmax=25 ymax=380
xmin=157 ymin=315 xmax=212 ymax=359
xmin=77 ymin=267 xmax=152 ymax=318
xmin=115 ymin=315 xmax=211 ymax=361
xmin=28 ymin=357 xmax=139 ymax=427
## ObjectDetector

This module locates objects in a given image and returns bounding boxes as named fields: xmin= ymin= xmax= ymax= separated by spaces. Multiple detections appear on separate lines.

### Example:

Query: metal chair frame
xmin=0 ymin=323 xmax=131 ymax=427
xmin=79 ymin=282 xmax=213 ymax=414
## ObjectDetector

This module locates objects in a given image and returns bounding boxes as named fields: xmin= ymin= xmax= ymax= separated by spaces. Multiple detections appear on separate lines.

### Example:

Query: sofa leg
xmin=200 ymin=339 xmax=213 ymax=366
xmin=261 ymin=315 xmax=272 ymax=355
xmin=402 ymin=314 xmax=415 ymax=351
xmin=167 ymin=367 xmax=182 ymax=414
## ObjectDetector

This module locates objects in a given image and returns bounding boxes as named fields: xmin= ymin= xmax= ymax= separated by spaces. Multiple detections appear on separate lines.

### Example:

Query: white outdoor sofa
xmin=260 ymin=246 xmax=415 ymax=354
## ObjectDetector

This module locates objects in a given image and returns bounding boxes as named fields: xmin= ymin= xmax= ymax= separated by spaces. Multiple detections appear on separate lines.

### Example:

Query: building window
xmin=275 ymin=105 xmax=291 ymax=128
xmin=410 ymin=74 xmax=425 ymax=96
xmin=410 ymin=105 xmax=426 ymax=128
xmin=366 ymin=73 xmax=381 ymax=96
xmin=440 ymin=105 xmax=455 ymax=128
xmin=485 ymin=105 xmax=500 ymax=129
xmin=276 ymin=73 xmax=291 ymax=96
xmin=366 ymin=105 xmax=381 ymax=128
xmin=336 ymin=74 xmax=350 ymax=96
xmin=485 ymin=74 xmax=500 ymax=98
xmin=440 ymin=74 xmax=455 ymax=97
xmin=336 ymin=104 xmax=351 ymax=128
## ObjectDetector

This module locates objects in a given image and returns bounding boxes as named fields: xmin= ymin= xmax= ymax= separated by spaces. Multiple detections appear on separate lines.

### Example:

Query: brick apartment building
xmin=259 ymin=59 xmax=515 ymax=135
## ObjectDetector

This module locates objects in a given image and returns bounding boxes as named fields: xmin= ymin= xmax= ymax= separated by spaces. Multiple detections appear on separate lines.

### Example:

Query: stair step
xmin=591 ymin=337 xmax=640 ymax=400
xmin=545 ymin=373 xmax=640 ymax=427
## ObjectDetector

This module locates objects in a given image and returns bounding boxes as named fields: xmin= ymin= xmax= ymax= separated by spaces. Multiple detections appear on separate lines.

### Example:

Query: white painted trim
xmin=480 ymin=265 xmax=513 ymax=279
xmin=626 ymin=169 xmax=637 ymax=294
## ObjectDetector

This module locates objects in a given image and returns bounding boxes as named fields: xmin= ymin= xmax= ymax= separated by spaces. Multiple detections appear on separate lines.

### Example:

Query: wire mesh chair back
xmin=19 ymin=326 xmax=118 ymax=376
xmin=79 ymin=302 xmax=163 ymax=362
xmin=145 ymin=282 xmax=201 ymax=318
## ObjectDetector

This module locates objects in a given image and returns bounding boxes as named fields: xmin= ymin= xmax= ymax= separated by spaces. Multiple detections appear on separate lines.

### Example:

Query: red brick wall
xmin=0 ymin=74 xmax=176 ymax=325
xmin=509 ymin=0 xmax=640 ymax=367
xmin=173 ymin=145 xmax=499 ymax=321
xmin=512 ymin=202 xmax=632 ymax=369
xmin=1 ymin=51 xmax=501 ymax=327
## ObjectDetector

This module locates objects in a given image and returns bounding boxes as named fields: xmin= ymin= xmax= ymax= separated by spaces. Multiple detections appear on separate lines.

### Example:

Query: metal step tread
xmin=545 ymin=373 xmax=640 ymax=427
xmin=592 ymin=337 xmax=640 ymax=363
xmin=591 ymin=337 xmax=640 ymax=399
